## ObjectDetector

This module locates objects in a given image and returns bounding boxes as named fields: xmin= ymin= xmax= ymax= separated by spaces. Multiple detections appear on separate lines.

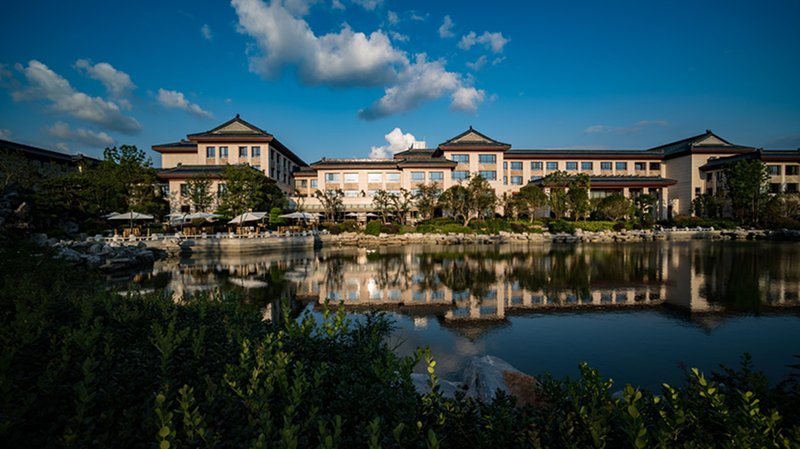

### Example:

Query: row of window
xmin=768 ymin=165 xmax=800 ymax=176
xmin=451 ymin=154 xmax=497 ymax=164
xmin=179 ymin=183 xmax=226 ymax=197
xmin=205 ymin=146 xmax=262 ymax=158
xmin=524 ymin=161 xmax=660 ymax=171
xmin=323 ymin=172 xmax=443 ymax=183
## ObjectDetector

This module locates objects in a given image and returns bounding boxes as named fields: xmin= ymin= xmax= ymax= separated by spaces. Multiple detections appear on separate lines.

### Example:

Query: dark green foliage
xmin=365 ymin=220 xmax=382 ymax=236
xmin=548 ymin=220 xmax=576 ymax=234
xmin=723 ymin=159 xmax=770 ymax=225
xmin=2 ymin=245 xmax=799 ymax=448
xmin=218 ymin=165 xmax=287 ymax=218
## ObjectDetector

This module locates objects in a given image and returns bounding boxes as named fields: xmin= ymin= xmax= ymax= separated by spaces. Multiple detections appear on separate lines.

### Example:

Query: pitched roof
xmin=152 ymin=140 xmax=197 ymax=153
xmin=187 ymin=114 xmax=271 ymax=139
xmin=0 ymin=138 xmax=101 ymax=164
xmin=505 ymin=149 xmax=663 ymax=160
xmin=699 ymin=149 xmax=800 ymax=171
xmin=437 ymin=126 xmax=511 ymax=150
xmin=156 ymin=163 xmax=263 ymax=179
xmin=646 ymin=130 xmax=754 ymax=159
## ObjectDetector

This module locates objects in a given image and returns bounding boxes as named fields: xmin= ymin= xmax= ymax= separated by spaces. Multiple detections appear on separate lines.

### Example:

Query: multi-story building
xmin=155 ymin=116 xmax=800 ymax=217
xmin=153 ymin=115 xmax=307 ymax=213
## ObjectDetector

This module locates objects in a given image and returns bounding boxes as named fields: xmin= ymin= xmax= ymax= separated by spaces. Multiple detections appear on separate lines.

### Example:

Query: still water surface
xmin=122 ymin=241 xmax=800 ymax=390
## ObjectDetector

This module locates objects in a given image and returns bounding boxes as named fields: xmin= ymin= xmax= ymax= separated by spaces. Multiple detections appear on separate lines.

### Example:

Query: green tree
xmin=723 ymin=160 xmax=769 ymax=224
xmin=595 ymin=194 xmax=632 ymax=221
xmin=185 ymin=175 xmax=214 ymax=212
xmin=542 ymin=171 xmax=570 ymax=219
xmin=438 ymin=175 xmax=496 ymax=226
xmin=512 ymin=184 xmax=547 ymax=223
xmin=316 ymin=189 xmax=344 ymax=222
xmin=391 ymin=188 xmax=414 ymax=225
xmin=269 ymin=207 xmax=286 ymax=227
xmin=567 ymin=174 xmax=591 ymax=221
xmin=371 ymin=189 xmax=393 ymax=224
xmin=218 ymin=165 xmax=286 ymax=218
xmin=438 ymin=184 xmax=471 ymax=225
xmin=633 ymin=194 xmax=656 ymax=227
xmin=414 ymin=182 xmax=440 ymax=221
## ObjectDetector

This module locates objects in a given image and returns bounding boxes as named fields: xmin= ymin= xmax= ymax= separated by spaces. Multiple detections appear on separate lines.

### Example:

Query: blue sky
xmin=1 ymin=0 xmax=799 ymax=164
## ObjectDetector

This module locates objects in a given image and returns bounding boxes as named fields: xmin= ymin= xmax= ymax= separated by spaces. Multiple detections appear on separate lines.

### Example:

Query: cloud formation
xmin=11 ymin=60 xmax=141 ymax=134
xmin=352 ymin=0 xmax=381 ymax=10
xmin=48 ymin=121 xmax=115 ymax=148
xmin=157 ymin=88 xmax=213 ymax=119
xmin=369 ymin=127 xmax=423 ymax=159
xmin=358 ymin=55 xmax=484 ymax=120
xmin=201 ymin=24 xmax=213 ymax=40
xmin=450 ymin=86 xmax=485 ymax=112
xmin=74 ymin=59 xmax=135 ymax=109
xmin=584 ymin=120 xmax=669 ymax=135
xmin=466 ymin=55 xmax=487 ymax=71
xmin=458 ymin=31 xmax=509 ymax=53
xmin=0 ymin=128 xmax=11 ymax=139
xmin=438 ymin=15 xmax=454 ymax=38
xmin=233 ymin=0 xmax=485 ymax=119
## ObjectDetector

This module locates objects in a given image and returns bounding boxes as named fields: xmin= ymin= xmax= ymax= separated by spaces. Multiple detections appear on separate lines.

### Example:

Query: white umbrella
xmin=228 ymin=212 xmax=267 ymax=225
xmin=102 ymin=212 xmax=121 ymax=219
xmin=345 ymin=212 xmax=359 ymax=217
xmin=185 ymin=212 xmax=220 ymax=221
xmin=107 ymin=211 xmax=154 ymax=220
xmin=279 ymin=212 xmax=318 ymax=220
xmin=365 ymin=212 xmax=380 ymax=218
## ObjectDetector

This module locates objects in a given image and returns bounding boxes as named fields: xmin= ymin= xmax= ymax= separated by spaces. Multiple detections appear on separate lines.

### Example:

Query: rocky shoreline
xmin=32 ymin=233 xmax=165 ymax=272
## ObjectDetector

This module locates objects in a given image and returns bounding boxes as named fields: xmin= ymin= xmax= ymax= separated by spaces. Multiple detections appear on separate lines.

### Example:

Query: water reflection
xmin=121 ymin=241 xmax=800 ymax=326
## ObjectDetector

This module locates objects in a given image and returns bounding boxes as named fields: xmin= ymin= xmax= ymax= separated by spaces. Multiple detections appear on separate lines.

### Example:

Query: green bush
xmin=548 ymin=220 xmax=576 ymax=234
xmin=573 ymin=221 xmax=617 ymax=232
xmin=339 ymin=219 xmax=359 ymax=233
xmin=380 ymin=223 xmax=400 ymax=234
xmin=365 ymin=220 xmax=381 ymax=236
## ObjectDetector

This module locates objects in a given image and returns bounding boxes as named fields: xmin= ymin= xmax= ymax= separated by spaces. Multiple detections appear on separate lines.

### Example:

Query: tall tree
xmin=391 ymin=188 xmax=414 ymax=225
xmin=185 ymin=175 xmax=214 ymax=212
xmin=595 ymin=194 xmax=632 ymax=221
xmin=371 ymin=189 xmax=393 ymax=224
xmin=723 ymin=160 xmax=769 ymax=224
xmin=438 ymin=175 xmax=496 ymax=226
xmin=218 ymin=165 xmax=286 ymax=218
xmin=567 ymin=174 xmax=591 ymax=221
xmin=542 ymin=171 xmax=570 ymax=219
xmin=414 ymin=182 xmax=441 ymax=221
xmin=467 ymin=175 xmax=497 ymax=221
xmin=438 ymin=184 xmax=471 ymax=225
xmin=513 ymin=184 xmax=547 ymax=223
xmin=316 ymin=189 xmax=344 ymax=222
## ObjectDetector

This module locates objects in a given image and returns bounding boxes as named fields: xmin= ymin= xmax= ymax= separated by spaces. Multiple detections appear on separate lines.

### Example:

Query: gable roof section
xmin=187 ymin=114 xmax=271 ymax=139
xmin=437 ymin=126 xmax=511 ymax=151
xmin=646 ymin=130 xmax=754 ymax=159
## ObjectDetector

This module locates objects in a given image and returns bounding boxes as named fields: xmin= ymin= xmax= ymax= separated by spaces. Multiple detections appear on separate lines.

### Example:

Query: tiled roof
xmin=187 ymin=114 xmax=271 ymax=138
xmin=699 ymin=149 xmax=800 ymax=171
xmin=152 ymin=140 xmax=197 ymax=153
xmin=530 ymin=175 xmax=678 ymax=188
xmin=506 ymin=149 xmax=663 ymax=159
xmin=438 ymin=126 xmax=511 ymax=148
xmin=157 ymin=164 xmax=262 ymax=179
xmin=1 ymin=138 xmax=101 ymax=164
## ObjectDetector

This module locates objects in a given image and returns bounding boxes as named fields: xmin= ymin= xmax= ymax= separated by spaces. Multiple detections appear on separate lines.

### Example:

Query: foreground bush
xmin=2 ymin=245 xmax=799 ymax=448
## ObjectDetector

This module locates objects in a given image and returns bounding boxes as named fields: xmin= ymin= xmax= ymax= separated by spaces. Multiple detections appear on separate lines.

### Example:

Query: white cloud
xmin=352 ymin=0 xmax=381 ymax=10
xmin=55 ymin=142 xmax=70 ymax=152
xmin=387 ymin=10 xmax=399 ymax=25
xmin=157 ymin=88 xmax=213 ymax=119
xmin=201 ymin=24 xmax=213 ymax=40
xmin=369 ymin=127 xmax=422 ymax=159
xmin=466 ymin=55 xmax=487 ymax=71
xmin=74 ymin=59 xmax=135 ymax=109
xmin=233 ymin=0 xmax=405 ymax=86
xmin=331 ymin=0 xmax=345 ymax=10
xmin=47 ymin=121 xmax=115 ymax=148
xmin=458 ymin=31 xmax=509 ymax=53
xmin=11 ymin=60 xmax=141 ymax=134
xmin=359 ymin=54 xmax=480 ymax=120
xmin=450 ymin=86 xmax=485 ymax=112
xmin=390 ymin=31 xmax=409 ymax=42
xmin=0 ymin=128 xmax=11 ymax=139
xmin=584 ymin=120 xmax=669 ymax=135
xmin=283 ymin=0 xmax=319 ymax=15
xmin=492 ymin=56 xmax=506 ymax=66
xmin=438 ymin=15 xmax=454 ymax=38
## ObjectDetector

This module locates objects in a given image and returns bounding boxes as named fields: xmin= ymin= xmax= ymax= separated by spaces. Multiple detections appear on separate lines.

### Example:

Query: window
xmin=510 ymin=176 xmax=523 ymax=185
xmin=386 ymin=173 xmax=401 ymax=183
xmin=546 ymin=161 xmax=558 ymax=170
xmin=768 ymin=165 xmax=782 ymax=176
xmin=581 ymin=162 xmax=593 ymax=170
xmin=694 ymin=187 xmax=701 ymax=197
xmin=180 ymin=183 xmax=188 ymax=197
xmin=601 ymin=162 xmax=612 ymax=171
xmin=344 ymin=190 xmax=358 ymax=197
xmin=411 ymin=171 xmax=425 ymax=181
xmin=478 ymin=154 xmax=496 ymax=163
xmin=531 ymin=161 xmax=543 ymax=170
xmin=206 ymin=146 xmax=215 ymax=158
xmin=219 ymin=146 xmax=229 ymax=158
xmin=503 ymin=176 xmax=508 ymax=185
xmin=252 ymin=146 xmax=261 ymax=157
xmin=451 ymin=154 xmax=469 ymax=163
xmin=635 ymin=162 xmax=646 ymax=171
xmin=478 ymin=170 xmax=497 ymax=180
xmin=649 ymin=162 xmax=661 ymax=171
xmin=706 ymin=173 xmax=713 ymax=182
xmin=344 ymin=173 xmax=359 ymax=183
xmin=503 ymin=162 xmax=507 ymax=170
xmin=786 ymin=183 xmax=798 ymax=193
xmin=367 ymin=189 xmax=378 ymax=197
xmin=296 ymin=179 xmax=307 ymax=188
xmin=239 ymin=146 xmax=248 ymax=157
xmin=615 ymin=162 xmax=628 ymax=171
xmin=368 ymin=173 xmax=382 ymax=183
xmin=510 ymin=161 xmax=523 ymax=170
xmin=452 ymin=170 xmax=469 ymax=180
xmin=310 ymin=179 xmax=318 ymax=189
xmin=786 ymin=165 xmax=799 ymax=175
xmin=429 ymin=171 xmax=443 ymax=181
xmin=325 ymin=173 xmax=340 ymax=182
xmin=566 ymin=162 xmax=578 ymax=171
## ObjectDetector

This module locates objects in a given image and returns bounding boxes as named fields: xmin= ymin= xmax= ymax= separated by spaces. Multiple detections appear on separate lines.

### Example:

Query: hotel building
xmin=155 ymin=116 xmax=800 ymax=217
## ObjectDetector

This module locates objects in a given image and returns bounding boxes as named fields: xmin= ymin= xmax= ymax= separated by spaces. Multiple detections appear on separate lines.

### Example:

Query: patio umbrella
xmin=365 ymin=212 xmax=380 ymax=218
xmin=279 ymin=212 xmax=318 ymax=220
xmin=228 ymin=212 xmax=267 ymax=225
xmin=345 ymin=212 xmax=359 ymax=218
xmin=102 ymin=212 xmax=121 ymax=219
xmin=185 ymin=212 xmax=220 ymax=221
xmin=107 ymin=211 xmax=154 ymax=231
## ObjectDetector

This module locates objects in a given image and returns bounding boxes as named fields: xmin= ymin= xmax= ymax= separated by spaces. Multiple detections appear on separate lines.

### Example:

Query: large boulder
xmin=462 ymin=355 xmax=541 ymax=406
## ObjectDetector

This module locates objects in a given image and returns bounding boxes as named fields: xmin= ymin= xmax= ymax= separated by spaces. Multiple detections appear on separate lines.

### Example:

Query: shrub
xmin=573 ymin=221 xmax=616 ymax=232
xmin=380 ymin=223 xmax=400 ymax=234
xmin=339 ymin=219 xmax=359 ymax=232
xmin=365 ymin=220 xmax=381 ymax=236
xmin=548 ymin=220 xmax=576 ymax=234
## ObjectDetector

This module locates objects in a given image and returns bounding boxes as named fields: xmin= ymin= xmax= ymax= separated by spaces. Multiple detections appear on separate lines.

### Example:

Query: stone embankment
xmin=321 ymin=228 xmax=800 ymax=247
xmin=32 ymin=234 xmax=164 ymax=272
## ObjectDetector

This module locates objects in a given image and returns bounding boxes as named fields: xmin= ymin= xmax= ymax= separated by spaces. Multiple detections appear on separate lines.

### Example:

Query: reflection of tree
xmin=415 ymin=254 xmax=443 ymax=292
xmin=506 ymin=248 xmax=590 ymax=301
xmin=324 ymin=256 xmax=346 ymax=292
xmin=438 ymin=255 xmax=497 ymax=300
xmin=371 ymin=254 xmax=411 ymax=290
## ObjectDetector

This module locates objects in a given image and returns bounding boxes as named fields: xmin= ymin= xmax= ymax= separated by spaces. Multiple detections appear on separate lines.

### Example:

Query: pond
xmin=120 ymin=240 xmax=800 ymax=390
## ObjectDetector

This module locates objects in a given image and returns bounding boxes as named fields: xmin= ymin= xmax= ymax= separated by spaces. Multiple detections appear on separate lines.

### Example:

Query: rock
xmin=410 ymin=374 xmax=466 ymax=399
xmin=55 ymin=247 xmax=84 ymax=263
xmin=462 ymin=355 xmax=541 ymax=406
xmin=31 ymin=233 xmax=49 ymax=247
xmin=88 ymin=243 xmax=104 ymax=255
